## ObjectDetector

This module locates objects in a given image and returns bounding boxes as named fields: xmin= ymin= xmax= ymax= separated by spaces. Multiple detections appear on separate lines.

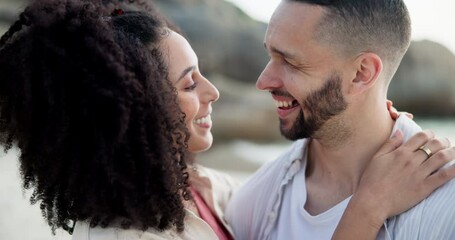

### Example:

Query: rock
xmin=390 ymin=40 xmax=455 ymax=116
xmin=208 ymin=74 xmax=282 ymax=142
xmin=1 ymin=0 xmax=454 ymax=145
xmin=154 ymin=0 xmax=455 ymax=117
xmin=0 ymin=23 xmax=7 ymax=35
xmin=0 ymin=0 xmax=24 ymax=23
xmin=154 ymin=0 xmax=268 ymax=84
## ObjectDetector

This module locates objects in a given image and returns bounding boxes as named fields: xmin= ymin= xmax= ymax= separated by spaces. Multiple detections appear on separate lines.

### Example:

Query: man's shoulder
xmin=233 ymin=139 xmax=308 ymax=194
xmin=423 ymin=175 xmax=455 ymax=203
xmin=419 ymin=177 xmax=455 ymax=219
xmin=404 ymin=177 xmax=455 ymax=214
xmin=389 ymin=178 xmax=455 ymax=239
xmin=225 ymin=139 xmax=309 ymax=239
xmin=226 ymin=139 xmax=307 ymax=205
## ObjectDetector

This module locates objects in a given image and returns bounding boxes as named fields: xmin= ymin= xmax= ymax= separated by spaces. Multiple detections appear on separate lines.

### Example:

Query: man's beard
xmin=281 ymin=74 xmax=348 ymax=140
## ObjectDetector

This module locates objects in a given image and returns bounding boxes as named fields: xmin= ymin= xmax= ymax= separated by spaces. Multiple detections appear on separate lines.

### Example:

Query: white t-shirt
xmin=270 ymin=152 xmax=351 ymax=240
xmin=227 ymin=115 xmax=455 ymax=240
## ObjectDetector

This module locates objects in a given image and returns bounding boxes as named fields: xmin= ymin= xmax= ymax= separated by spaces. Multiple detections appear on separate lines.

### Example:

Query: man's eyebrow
xmin=177 ymin=66 xmax=196 ymax=82
xmin=264 ymin=42 xmax=297 ymax=60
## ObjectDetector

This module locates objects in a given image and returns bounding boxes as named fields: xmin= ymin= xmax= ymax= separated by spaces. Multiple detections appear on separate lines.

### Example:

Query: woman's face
xmin=160 ymin=31 xmax=219 ymax=153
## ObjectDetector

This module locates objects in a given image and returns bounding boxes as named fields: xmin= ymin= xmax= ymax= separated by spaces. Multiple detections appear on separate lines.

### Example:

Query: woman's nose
xmin=202 ymin=76 xmax=219 ymax=103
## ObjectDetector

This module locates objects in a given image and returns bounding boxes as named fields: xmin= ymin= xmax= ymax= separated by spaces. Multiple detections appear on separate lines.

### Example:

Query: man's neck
xmin=304 ymin=104 xmax=395 ymax=215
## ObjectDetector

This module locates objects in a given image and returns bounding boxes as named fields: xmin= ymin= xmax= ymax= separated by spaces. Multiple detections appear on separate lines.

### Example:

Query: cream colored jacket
xmin=72 ymin=165 xmax=240 ymax=240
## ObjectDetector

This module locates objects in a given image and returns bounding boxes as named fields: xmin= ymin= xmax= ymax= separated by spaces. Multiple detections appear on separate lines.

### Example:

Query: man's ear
xmin=348 ymin=52 xmax=383 ymax=95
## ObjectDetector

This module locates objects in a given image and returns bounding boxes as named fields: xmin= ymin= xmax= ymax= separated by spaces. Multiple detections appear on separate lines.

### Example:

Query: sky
xmin=226 ymin=0 xmax=455 ymax=55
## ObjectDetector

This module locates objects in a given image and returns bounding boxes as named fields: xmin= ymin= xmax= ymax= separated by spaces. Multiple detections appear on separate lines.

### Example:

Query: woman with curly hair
xmin=0 ymin=0 xmax=454 ymax=239
xmin=0 ymin=0 xmax=195 ymax=237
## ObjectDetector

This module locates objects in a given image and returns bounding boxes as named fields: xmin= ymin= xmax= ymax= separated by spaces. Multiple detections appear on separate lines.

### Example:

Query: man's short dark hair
xmin=290 ymin=0 xmax=411 ymax=79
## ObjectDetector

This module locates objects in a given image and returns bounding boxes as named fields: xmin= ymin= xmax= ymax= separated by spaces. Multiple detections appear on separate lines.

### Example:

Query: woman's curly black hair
xmin=0 ymin=0 xmax=191 ymax=234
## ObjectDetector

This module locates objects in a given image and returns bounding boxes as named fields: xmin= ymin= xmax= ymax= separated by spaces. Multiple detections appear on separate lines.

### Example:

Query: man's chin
xmin=279 ymin=111 xmax=313 ymax=140
xmin=279 ymin=125 xmax=312 ymax=141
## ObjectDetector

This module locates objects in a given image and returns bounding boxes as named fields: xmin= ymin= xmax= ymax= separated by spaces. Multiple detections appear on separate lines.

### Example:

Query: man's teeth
xmin=194 ymin=115 xmax=211 ymax=124
xmin=275 ymin=100 xmax=295 ymax=108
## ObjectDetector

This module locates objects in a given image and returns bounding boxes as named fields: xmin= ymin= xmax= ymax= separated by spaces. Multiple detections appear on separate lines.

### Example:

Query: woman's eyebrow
xmin=177 ymin=66 xmax=196 ymax=82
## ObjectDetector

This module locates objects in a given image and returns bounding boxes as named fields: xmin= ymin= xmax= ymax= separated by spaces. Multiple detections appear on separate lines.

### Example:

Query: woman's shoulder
xmin=194 ymin=165 xmax=241 ymax=187
xmin=72 ymin=221 xmax=118 ymax=240
xmin=72 ymin=217 xmax=218 ymax=240
xmin=71 ymin=221 xmax=175 ymax=240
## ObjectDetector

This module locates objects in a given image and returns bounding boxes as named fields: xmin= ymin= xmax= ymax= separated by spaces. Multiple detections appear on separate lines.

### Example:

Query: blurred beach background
xmin=1 ymin=0 xmax=454 ymax=239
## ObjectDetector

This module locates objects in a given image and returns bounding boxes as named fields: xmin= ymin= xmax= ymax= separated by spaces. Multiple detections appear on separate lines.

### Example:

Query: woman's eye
xmin=185 ymin=82 xmax=198 ymax=91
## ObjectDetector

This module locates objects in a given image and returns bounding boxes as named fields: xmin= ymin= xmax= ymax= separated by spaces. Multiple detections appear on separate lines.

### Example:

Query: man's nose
xmin=256 ymin=62 xmax=283 ymax=90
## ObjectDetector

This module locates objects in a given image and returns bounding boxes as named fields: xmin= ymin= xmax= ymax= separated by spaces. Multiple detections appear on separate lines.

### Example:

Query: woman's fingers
xmin=403 ymin=112 xmax=414 ymax=120
xmin=357 ymin=130 xmax=455 ymax=219
xmin=423 ymin=147 xmax=455 ymax=187
xmin=403 ymin=129 xmax=435 ymax=150
xmin=401 ymin=130 xmax=446 ymax=165
xmin=415 ymin=137 xmax=451 ymax=161
xmin=375 ymin=130 xmax=404 ymax=157
xmin=387 ymin=100 xmax=399 ymax=120
xmin=386 ymin=100 xmax=414 ymax=120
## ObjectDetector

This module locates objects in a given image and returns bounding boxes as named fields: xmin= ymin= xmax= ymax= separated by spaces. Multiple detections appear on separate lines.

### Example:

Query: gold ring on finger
xmin=418 ymin=145 xmax=432 ymax=158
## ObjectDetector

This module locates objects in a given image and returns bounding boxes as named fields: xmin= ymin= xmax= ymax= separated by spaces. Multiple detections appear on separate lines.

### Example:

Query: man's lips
xmin=274 ymin=99 xmax=299 ymax=109
xmin=272 ymin=96 xmax=300 ymax=118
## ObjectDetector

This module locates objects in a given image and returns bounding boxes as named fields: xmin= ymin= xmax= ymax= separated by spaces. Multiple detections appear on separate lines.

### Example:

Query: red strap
xmin=189 ymin=187 xmax=233 ymax=240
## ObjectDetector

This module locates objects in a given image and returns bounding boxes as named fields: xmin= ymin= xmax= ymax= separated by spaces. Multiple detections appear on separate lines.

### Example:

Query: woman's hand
xmin=387 ymin=100 xmax=413 ymax=120
xmin=333 ymin=130 xmax=455 ymax=240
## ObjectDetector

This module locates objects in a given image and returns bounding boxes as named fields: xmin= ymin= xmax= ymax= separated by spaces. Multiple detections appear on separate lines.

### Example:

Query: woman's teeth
xmin=194 ymin=115 xmax=211 ymax=124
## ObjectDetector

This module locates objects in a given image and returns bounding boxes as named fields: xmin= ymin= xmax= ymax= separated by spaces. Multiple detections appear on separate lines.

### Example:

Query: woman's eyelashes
xmin=185 ymin=82 xmax=198 ymax=91
xmin=183 ymin=77 xmax=198 ymax=91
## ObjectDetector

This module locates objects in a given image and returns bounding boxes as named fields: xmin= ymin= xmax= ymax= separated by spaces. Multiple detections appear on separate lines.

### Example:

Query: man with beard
xmin=226 ymin=0 xmax=455 ymax=239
